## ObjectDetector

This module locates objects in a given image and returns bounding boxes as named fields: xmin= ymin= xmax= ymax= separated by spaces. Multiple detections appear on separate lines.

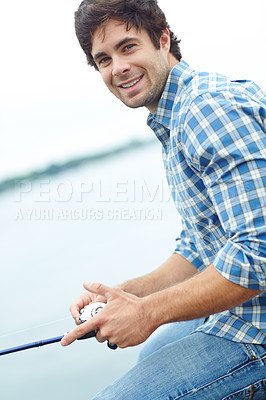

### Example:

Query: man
xmin=61 ymin=0 xmax=266 ymax=398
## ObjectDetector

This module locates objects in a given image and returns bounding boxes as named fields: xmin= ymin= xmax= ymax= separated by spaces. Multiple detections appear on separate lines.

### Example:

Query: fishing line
xmin=0 ymin=316 xmax=72 ymax=340
xmin=0 ymin=302 xmax=117 ymax=356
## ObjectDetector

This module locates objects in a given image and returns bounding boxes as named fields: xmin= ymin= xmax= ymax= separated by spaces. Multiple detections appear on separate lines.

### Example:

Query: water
xmin=0 ymin=143 xmax=180 ymax=399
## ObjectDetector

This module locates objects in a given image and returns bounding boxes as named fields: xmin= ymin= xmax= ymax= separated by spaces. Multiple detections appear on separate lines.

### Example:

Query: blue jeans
xmin=93 ymin=320 xmax=266 ymax=399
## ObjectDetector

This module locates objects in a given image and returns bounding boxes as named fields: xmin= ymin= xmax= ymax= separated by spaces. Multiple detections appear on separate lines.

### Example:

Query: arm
xmin=69 ymin=253 xmax=199 ymax=321
xmin=146 ymin=264 xmax=263 ymax=325
xmin=61 ymin=264 xmax=262 ymax=348
xmin=117 ymin=253 xmax=199 ymax=297
xmin=183 ymin=91 xmax=266 ymax=293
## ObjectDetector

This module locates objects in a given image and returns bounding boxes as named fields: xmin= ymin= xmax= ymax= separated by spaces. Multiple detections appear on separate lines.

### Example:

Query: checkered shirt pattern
xmin=147 ymin=61 xmax=266 ymax=344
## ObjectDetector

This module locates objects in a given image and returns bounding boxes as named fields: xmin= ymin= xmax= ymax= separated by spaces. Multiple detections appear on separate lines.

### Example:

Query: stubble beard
xmin=118 ymin=63 xmax=171 ymax=111
xmin=122 ymin=82 xmax=164 ymax=110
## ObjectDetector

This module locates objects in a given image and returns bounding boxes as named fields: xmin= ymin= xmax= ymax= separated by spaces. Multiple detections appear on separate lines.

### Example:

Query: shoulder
xmin=173 ymin=62 xmax=266 ymax=112
xmin=175 ymin=85 xmax=266 ymax=173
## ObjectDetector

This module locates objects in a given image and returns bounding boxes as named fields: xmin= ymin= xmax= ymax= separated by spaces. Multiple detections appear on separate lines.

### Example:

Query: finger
xmin=61 ymin=318 xmax=98 ymax=347
xmin=81 ymin=283 xmax=107 ymax=304
xmin=95 ymin=330 xmax=107 ymax=344
xmin=83 ymin=282 xmax=116 ymax=300
xmin=70 ymin=292 xmax=96 ymax=323
xmin=94 ymin=295 xmax=107 ymax=303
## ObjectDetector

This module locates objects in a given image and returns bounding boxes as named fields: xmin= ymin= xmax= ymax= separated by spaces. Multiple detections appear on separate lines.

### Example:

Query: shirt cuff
xmin=213 ymin=239 xmax=266 ymax=290
xmin=174 ymin=237 xmax=205 ymax=271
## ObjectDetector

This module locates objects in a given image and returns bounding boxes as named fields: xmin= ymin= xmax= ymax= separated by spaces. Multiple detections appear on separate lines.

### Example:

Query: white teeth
xmin=121 ymin=77 xmax=142 ymax=88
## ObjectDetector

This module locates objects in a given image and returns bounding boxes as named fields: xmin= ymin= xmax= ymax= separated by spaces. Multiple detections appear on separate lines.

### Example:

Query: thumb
xmin=83 ymin=282 xmax=114 ymax=299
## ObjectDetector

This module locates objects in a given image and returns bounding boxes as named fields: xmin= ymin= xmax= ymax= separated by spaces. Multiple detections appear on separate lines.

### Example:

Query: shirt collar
xmin=147 ymin=60 xmax=193 ymax=144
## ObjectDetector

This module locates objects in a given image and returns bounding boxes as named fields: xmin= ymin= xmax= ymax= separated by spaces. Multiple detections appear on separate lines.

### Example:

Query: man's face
xmin=91 ymin=19 xmax=173 ymax=113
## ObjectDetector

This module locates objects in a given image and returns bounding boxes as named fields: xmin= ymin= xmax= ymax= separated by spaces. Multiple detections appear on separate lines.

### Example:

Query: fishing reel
xmin=79 ymin=302 xmax=117 ymax=350
xmin=79 ymin=302 xmax=105 ymax=323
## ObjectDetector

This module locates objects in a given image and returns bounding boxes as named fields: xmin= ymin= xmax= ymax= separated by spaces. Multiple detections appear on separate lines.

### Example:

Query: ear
xmin=160 ymin=28 xmax=171 ymax=52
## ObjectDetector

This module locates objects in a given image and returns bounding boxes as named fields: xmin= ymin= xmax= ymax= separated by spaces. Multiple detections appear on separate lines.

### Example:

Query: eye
xmin=98 ymin=56 xmax=111 ymax=66
xmin=124 ymin=44 xmax=135 ymax=52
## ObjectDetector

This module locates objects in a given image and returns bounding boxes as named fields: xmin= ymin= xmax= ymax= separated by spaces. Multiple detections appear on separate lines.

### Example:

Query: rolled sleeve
xmin=210 ymin=172 xmax=266 ymax=290
xmin=174 ymin=220 xmax=205 ymax=271
xmin=214 ymin=239 xmax=266 ymax=290
xmin=184 ymin=92 xmax=266 ymax=290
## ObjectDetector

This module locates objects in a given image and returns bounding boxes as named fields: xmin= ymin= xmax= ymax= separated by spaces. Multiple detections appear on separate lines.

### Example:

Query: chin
xmin=124 ymin=99 xmax=143 ymax=108
xmin=122 ymin=94 xmax=153 ymax=109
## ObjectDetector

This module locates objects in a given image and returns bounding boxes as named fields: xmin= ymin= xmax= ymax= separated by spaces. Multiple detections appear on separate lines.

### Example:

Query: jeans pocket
xmin=222 ymin=379 xmax=266 ymax=400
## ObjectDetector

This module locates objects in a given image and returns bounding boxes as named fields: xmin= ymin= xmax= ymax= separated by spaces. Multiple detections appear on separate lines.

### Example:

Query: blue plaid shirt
xmin=148 ymin=61 xmax=266 ymax=344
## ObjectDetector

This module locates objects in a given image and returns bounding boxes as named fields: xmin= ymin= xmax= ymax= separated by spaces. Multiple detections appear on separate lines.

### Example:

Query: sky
xmin=1 ymin=0 xmax=265 ymax=181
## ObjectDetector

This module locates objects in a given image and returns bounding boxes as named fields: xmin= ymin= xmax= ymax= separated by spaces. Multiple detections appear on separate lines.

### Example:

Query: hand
xmin=61 ymin=282 xmax=157 ymax=349
xmin=69 ymin=282 xmax=106 ymax=325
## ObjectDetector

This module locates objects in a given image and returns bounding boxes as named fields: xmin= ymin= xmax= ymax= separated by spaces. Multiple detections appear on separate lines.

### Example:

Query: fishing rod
xmin=0 ymin=335 xmax=65 ymax=356
xmin=0 ymin=302 xmax=117 ymax=356
xmin=0 ymin=331 xmax=97 ymax=357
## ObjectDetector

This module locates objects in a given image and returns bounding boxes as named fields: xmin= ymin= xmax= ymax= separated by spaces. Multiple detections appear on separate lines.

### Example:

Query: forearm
xmin=146 ymin=264 xmax=263 ymax=328
xmin=118 ymin=253 xmax=199 ymax=297
xmin=63 ymin=263 xmax=263 ymax=349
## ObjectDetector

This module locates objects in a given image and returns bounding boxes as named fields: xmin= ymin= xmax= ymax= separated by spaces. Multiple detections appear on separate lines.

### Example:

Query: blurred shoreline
xmin=1 ymin=138 xmax=155 ymax=195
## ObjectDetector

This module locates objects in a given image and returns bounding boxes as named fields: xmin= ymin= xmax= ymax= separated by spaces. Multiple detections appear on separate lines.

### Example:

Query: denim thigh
xmin=92 ymin=332 xmax=266 ymax=400
xmin=138 ymin=319 xmax=205 ymax=362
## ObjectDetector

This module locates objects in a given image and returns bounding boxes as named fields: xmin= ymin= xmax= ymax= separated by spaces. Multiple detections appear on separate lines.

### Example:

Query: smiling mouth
xmin=120 ymin=76 xmax=143 ymax=89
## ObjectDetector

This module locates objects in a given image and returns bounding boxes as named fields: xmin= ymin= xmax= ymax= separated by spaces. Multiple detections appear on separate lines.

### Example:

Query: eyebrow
xmin=93 ymin=37 xmax=140 ymax=63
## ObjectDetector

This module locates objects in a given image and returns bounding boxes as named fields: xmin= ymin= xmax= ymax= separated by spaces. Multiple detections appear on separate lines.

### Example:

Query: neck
xmin=168 ymin=55 xmax=179 ymax=70
xmin=147 ymin=58 xmax=179 ymax=114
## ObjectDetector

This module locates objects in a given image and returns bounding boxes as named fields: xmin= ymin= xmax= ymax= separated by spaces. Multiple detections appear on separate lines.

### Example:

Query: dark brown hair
xmin=75 ymin=0 xmax=182 ymax=70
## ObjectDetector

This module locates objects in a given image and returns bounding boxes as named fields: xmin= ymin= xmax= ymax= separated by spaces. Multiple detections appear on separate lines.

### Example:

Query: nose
xmin=112 ymin=57 xmax=131 ymax=77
